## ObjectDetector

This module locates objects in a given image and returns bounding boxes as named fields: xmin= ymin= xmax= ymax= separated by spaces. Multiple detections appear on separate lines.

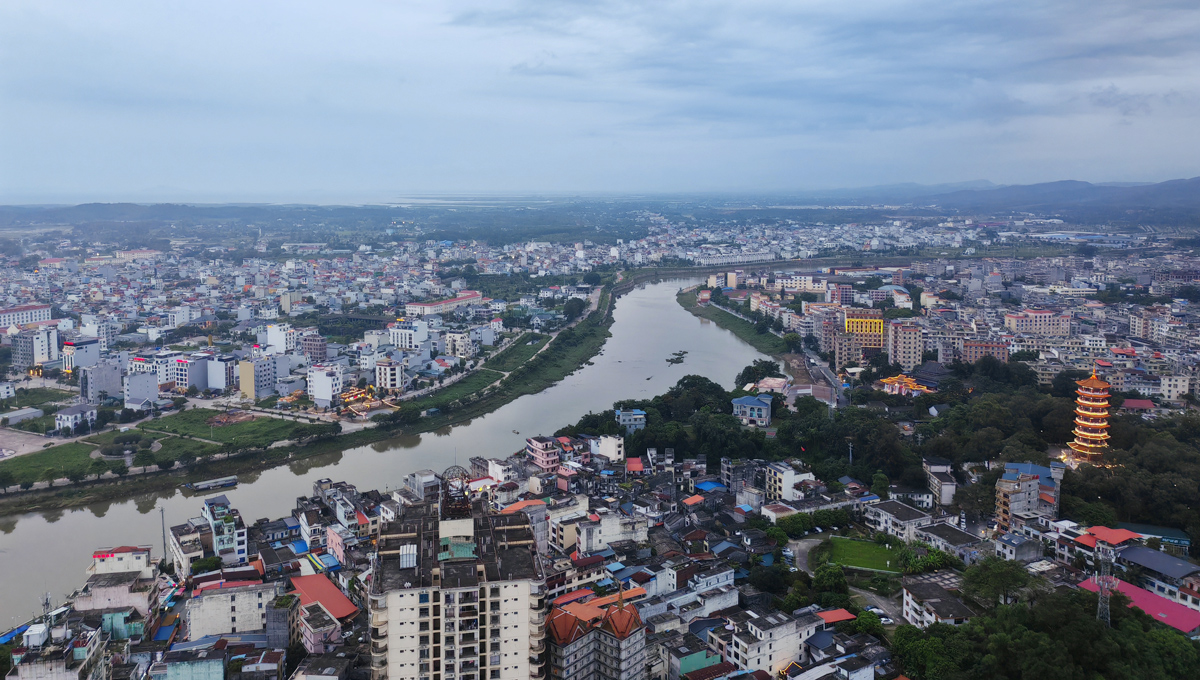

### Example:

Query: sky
xmin=3 ymin=0 xmax=1200 ymax=202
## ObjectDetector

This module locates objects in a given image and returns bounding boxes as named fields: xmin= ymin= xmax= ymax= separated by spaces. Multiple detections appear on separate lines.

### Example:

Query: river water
xmin=0 ymin=279 xmax=773 ymax=622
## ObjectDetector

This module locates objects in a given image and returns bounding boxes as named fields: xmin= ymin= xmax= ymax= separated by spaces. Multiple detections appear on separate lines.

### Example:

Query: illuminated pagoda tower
xmin=1069 ymin=371 xmax=1111 ymax=461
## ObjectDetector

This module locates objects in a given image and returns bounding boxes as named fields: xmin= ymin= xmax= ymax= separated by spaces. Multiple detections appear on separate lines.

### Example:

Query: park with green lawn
xmin=826 ymin=536 xmax=902 ymax=573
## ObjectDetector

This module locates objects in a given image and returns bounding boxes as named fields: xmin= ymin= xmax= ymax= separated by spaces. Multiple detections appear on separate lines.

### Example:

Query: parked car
xmin=879 ymin=617 xmax=894 ymax=625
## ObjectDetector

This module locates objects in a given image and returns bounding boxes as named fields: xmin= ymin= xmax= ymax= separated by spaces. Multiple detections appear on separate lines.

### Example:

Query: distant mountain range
xmin=787 ymin=177 xmax=1200 ymax=213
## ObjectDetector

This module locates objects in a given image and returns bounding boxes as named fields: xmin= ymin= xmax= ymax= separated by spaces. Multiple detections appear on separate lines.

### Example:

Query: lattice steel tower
xmin=1095 ymin=540 xmax=1117 ymax=627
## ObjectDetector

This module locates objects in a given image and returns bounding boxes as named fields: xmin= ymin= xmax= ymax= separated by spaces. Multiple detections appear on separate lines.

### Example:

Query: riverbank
xmin=0 ymin=288 xmax=618 ymax=515
xmin=675 ymin=288 xmax=788 ymax=356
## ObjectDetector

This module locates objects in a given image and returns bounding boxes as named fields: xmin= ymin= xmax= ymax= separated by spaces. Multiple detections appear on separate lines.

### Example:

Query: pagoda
xmin=1069 ymin=371 xmax=1112 ymax=461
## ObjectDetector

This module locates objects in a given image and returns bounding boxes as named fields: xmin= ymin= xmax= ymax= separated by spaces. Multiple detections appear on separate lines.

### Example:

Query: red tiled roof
xmin=290 ymin=574 xmax=357 ymax=619
xmin=1088 ymin=526 xmax=1142 ymax=545
xmin=683 ymin=661 xmax=737 ymax=680
xmin=626 ymin=458 xmax=644 ymax=472
xmin=682 ymin=494 xmax=705 ymax=506
xmin=1080 ymin=577 xmax=1200 ymax=633
xmin=551 ymin=589 xmax=594 ymax=606
xmin=816 ymin=608 xmax=856 ymax=625
xmin=1121 ymin=399 xmax=1155 ymax=410
xmin=500 ymin=499 xmax=546 ymax=515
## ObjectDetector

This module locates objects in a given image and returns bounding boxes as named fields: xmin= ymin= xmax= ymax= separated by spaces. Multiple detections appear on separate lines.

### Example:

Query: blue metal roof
xmin=731 ymin=396 xmax=771 ymax=407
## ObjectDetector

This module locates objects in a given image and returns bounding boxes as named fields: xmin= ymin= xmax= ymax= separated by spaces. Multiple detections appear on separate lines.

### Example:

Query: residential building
xmin=206 ymin=354 xmax=238 ymax=392
xmin=72 ymin=545 xmax=159 ymax=620
xmin=526 ymin=436 xmax=562 ymax=473
xmin=902 ymin=582 xmax=975 ymax=629
xmin=863 ymin=500 xmax=938 ymax=542
xmin=265 ymin=323 xmax=298 ymax=354
xmin=994 ymin=533 xmax=1042 ymax=563
xmin=994 ymin=462 xmax=1065 ymax=532
xmin=704 ymin=607 xmax=807 ymax=675
xmin=12 ymin=327 xmax=59 ymax=369
xmin=1117 ymin=545 xmax=1200 ymax=612
xmin=124 ymin=371 xmax=159 ymax=409
xmin=731 ymin=396 xmax=772 ymax=427
xmin=55 ymin=404 xmax=98 ymax=433
xmin=0 ymin=303 xmax=52 ymax=327
xmin=1003 ymin=309 xmax=1070 ymax=336
xmin=367 ymin=496 xmax=547 ymax=680
xmin=202 ymin=494 xmax=248 ymax=565
xmin=301 ymin=333 xmax=329 ymax=363
xmin=389 ymin=320 xmax=429 ymax=350
xmin=546 ymin=594 xmax=646 ymax=680
xmin=307 ymin=365 xmax=343 ymax=409
xmin=6 ymin=626 xmax=106 ymax=680
xmin=376 ymin=358 xmax=406 ymax=392
xmin=615 ymin=409 xmax=646 ymax=433
xmin=184 ymin=580 xmax=287 ymax=643
xmin=961 ymin=340 xmax=1009 ymax=364
xmin=62 ymin=337 xmax=101 ymax=373
xmin=913 ymin=524 xmax=987 ymax=565
xmin=79 ymin=359 xmax=123 ymax=404
xmin=922 ymin=457 xmax=957 ymax=506
xmin=444 ymin=331 xmax=477 ymax=358
xmin=239 ymin=357 xmax=277 ymax=401
xmin=885 ymin=322 xmax=923 ymax=372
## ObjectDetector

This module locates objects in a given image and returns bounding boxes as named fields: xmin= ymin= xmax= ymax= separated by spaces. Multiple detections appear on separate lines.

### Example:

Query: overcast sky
xmin=3 ymin=1 xmax=1200 ymax=202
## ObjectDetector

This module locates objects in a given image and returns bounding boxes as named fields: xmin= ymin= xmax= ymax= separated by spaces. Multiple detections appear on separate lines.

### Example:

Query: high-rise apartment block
xmin=368 ymin=470 xmax=547 ymax=680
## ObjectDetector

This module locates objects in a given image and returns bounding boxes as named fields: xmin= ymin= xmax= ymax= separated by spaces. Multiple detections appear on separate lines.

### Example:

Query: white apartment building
xmin=0 ymin=303 xmax=52 ymax=327
xmin=444 ymin=331 xmax=477 ymax=359
xmin=239 ymin=357 xmax=277 ymax=401
xmin=124 ymin=371 xmax=159 ymax=408
xmin=185 ymin=580 xmax=286 ymax=640
xmin=307 ymin=365 xmax=344 ymax=408
xmin=62 ymin=337 xmax=101 ymax=372
xmin=265 ymin=323 xmax=298 ymax=354
xmin=389 ymin=320 xmax=429 ymax=350
xmin=376 ymin=358 xmax=406 ymax=392
xmin=11 ymin=327 xmax=59 ymax=369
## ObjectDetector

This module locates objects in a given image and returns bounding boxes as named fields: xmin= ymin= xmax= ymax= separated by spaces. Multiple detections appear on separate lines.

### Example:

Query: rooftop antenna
xmin=1096 ymin=540 xmax=1117 ymax=627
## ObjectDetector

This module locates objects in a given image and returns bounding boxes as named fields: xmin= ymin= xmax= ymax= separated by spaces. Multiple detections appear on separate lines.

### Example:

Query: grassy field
xmin=141 ymin=408 xmax=328 ymax=447
xmin=485 ymin=333 xmax=549 ymax=372
xmin=155 ymin=436 xmax=222 ymax=460
xmin=4 ymin=387 xmax=75 ymax=409
xmin=828 ymin=537 xmax=901 ymax=572
xmin=0 ymin=442 xmax=100 ymax=485
xmin=676 ymin=291 xmax=788 ymax=356
xmin=413 ymin=369 xmax=504 ymax=410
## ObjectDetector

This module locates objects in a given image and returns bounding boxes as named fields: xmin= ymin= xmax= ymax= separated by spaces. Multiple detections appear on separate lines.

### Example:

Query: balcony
xmin=529 ymin=625 xmax=545 ymax=642
xmin=530 ymin=640 xmax=545 ymax=654
xmin=372 ymin=642 xmax=388 ymax=655
xmin=460 ymin=633 xmax=476 ymax=645
xmin=458 ymin=607 xmax=478 ymax=619
xmin=530 ymin=610 xmax=543 ymax=625
xmin=371 ymin=611 xmax=389 ymax=627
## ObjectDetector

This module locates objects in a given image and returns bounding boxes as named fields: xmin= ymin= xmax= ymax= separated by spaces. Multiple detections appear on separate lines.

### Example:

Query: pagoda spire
xmin=1069 ymin=369 xmax=1111 ymax=462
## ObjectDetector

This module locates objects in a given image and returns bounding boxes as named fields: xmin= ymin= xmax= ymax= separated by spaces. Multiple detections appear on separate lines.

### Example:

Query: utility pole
xmin=160 ymin=506 xmax=168 ymax=570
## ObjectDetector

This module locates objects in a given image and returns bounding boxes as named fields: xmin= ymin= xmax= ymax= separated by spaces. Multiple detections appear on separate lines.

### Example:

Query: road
xmin=790 ymin=536 xmax=903 ymax=621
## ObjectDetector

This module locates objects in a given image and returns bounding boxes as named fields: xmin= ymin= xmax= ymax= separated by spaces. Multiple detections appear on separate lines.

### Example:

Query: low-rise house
xmin=1117 ymin=545 xmax=1200 ymax=612
xmin=863 ymin=500 xmax=938 ymax=541
xmin=994 ymin=533 xmax=1043 ymax=563
xmin=54 ymin=404 xmax=98 ymax=433
xmin=731 ymin=395 xmax=772 ymax=427
xmin=922 ymin=456 xmax=957 ymax=506
xmin=902 ymin=581 xmax=975 ymax=629
xmin=914 ymin=523 xmax=987 ymax=565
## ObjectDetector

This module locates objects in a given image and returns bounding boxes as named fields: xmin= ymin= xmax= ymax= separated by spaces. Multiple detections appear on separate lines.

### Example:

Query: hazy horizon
xmin=4 ymin=1 xmax=1200 ymax=203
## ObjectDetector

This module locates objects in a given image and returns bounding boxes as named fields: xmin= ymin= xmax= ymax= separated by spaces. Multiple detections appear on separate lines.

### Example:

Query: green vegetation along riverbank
xmin=676 ymin=288 xmax=789 ymax=356
xmin=0 ymin=288 xmax=617 ymax=515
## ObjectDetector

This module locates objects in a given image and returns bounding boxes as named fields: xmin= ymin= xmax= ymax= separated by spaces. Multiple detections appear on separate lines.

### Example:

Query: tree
xmin=812 ymin=563 xmax=848 ymax=595
xmin=962 ymin=555 xmax=1032 ymax=608
xmin=783 ymin=332 xmax=803 ymax=352
xmin=735 ymin=360 xmax=783 ymax=386
xmin=190 ymin=556 xmax=223 ymax=574
xmin=0 ymin=468 xmax=13 ymax=492
xmin=871 ymin=471 xmax=890 ymax=498
xmin=766 ymin=527 xmax=789 ymax=546
xmin=186 ymin=384 xmax=199 ymax=397
xmin=582 ymin=272 xmax=602 ymax=285
xmin=563 ymin=297 xmax=586 ymax=319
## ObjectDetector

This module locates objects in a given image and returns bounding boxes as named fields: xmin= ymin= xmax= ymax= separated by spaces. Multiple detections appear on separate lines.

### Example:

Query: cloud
xmin=1 ymin=0 xmax=1199 ymax=200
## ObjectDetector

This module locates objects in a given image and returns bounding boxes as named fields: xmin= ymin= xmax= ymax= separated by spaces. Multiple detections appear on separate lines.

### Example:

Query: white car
xmin=879 ymin=617 xmax=894 ymax=625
